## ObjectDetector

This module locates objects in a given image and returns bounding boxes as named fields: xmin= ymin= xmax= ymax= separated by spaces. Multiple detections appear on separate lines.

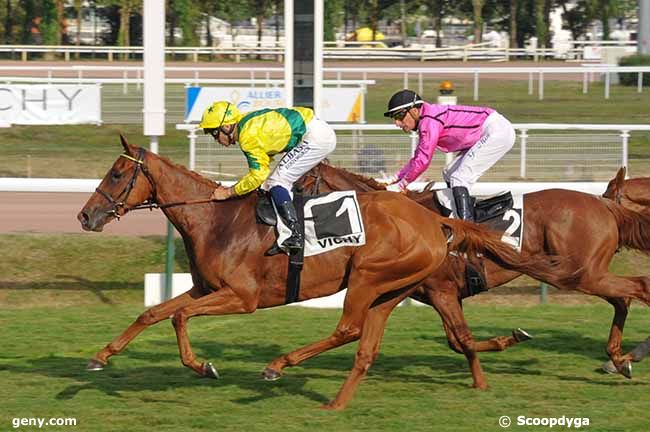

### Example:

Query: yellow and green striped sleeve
xmin=233 ymin=139 xmax=271 ymax=196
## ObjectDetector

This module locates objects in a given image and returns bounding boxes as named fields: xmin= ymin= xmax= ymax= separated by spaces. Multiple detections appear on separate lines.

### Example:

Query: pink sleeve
xmin=396 ymin=119 xmax=441 ymax=183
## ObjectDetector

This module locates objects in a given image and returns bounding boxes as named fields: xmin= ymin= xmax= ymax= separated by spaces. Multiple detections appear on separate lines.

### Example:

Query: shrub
xmin=618 ymin=54 xmax=650 ymax=87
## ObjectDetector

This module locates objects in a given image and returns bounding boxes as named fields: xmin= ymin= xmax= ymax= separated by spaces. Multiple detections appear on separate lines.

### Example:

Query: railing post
xmin=410 ymin=131 xmax=418 ymax=157
xmin=519 ymin=128 xmax=527 ymax=178
xmin=583 ymin=71 xmax=588 ymax=94
xmin=621 ymin=129 xmax=629 ymax=174
xmin=473 ymin=71 xmax=479 ymax=101
xmin=122 ymin=70 xmax=128 ymax=95
xmin=605 ymin=71 xmax=610 ymax=100
xmin=528 ymin=71 xmax=534 ymax=95
xmin=639 ymin=72 xmax=644 ymax=93
xmin=188 ymin=128 xmax=197 ymax=171
xmin=538 ymin=71 xmax=544 ymax=100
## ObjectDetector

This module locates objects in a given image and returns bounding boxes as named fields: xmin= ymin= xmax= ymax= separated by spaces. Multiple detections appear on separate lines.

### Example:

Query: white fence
xmin=0 ymin=64 xmax=646 ymax=114
xmin=0 ymin=40 xmax=638 ymax=63
xmin=177 ymin=123 xmax=650 ymax=182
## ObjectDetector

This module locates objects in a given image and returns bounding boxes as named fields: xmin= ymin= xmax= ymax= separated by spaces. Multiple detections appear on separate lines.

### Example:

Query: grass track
xmin=1 ymin=304 xmax=649 ymax=432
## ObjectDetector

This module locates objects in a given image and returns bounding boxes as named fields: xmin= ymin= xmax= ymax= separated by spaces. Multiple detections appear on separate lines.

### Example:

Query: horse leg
xmin=171 ymin=287 xmax=256 ymax=377
xmin=262 ymin=308 xmax=365 ymax=381
xmin=430 ymin=290 xmax=488 ymax=389
xmin=87 ymin=287 xmax=202 ymax=371
xmin=573 ymin=274 xmax=650 ymax=378
xmin=574 ymin=274 xmax=650 ymax=306
xmin=601 ymin=297 xmax=633 ymax=377
xmin=323 ymin=291 xmax=409 ymax=411
xmin=426 ymin=286 xmax=529 ymax=354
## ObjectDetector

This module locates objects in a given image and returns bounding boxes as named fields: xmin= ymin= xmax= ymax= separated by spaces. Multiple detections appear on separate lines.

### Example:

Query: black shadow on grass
xmin=418 ymin=325 xmax=646 ymax=363
xmin=0 ymin=278 xmax=140 ymax=304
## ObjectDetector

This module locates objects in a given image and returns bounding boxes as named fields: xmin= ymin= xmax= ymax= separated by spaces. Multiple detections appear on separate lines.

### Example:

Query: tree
xmin=168 ymin=0 xmax=199 ymax=46
xmin=472 ymin=0 xmax=484 ymax=42
xmin=248 ymin=0 xmax=269 ymax=55
xmin=324 ymin=0 xmax=343 ymax=41
xmin=510 ymin=0 xmax=517 ymax=48
xmin=533 ymin=0 xmax=551 ymax=47
xmin=74 ymin=0 xmax=82 ymax=46
xmin=419 ymin=0 xmax=455 ymax=48
xmin=558 ymin=0 xmax=591 ymax=41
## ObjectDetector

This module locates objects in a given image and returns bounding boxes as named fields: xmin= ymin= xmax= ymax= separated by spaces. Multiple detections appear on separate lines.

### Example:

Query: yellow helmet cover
xmin=199 ymin=101 xmax=242 ymax=129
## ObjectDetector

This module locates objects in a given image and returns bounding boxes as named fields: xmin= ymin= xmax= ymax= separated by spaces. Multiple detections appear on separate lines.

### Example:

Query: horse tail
xmin=442 ymin=218 xmax=581 ymax=288
xmin=602 ymin=198 xmax=650 ymax=253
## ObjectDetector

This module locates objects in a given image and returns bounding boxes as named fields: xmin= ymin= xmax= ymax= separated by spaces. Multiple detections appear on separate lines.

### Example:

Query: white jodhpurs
xmin=263 ymin=119 xmax=337 ymax=192
xmin=442 ymin=112 xmax=516 ymax=188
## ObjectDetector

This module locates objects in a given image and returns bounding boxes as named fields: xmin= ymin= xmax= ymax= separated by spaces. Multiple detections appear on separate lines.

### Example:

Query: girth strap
xmin=285 ymin=187 xmax=305 ymax=304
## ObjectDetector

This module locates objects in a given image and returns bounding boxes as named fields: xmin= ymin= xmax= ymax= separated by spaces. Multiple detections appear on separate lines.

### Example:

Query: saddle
xmin=436 ymin=189 xmax=517 ymax=297
xmin=437 ymin=190 xmax=514 ymax=223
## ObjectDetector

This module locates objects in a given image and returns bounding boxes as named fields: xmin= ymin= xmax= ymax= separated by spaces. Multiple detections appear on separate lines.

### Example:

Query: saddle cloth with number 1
xmin=275 ymin=191 xmax=366 ymax=257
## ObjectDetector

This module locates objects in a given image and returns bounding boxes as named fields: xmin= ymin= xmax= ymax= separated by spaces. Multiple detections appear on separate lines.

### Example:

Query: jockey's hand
xmin=211 ymin=185 xmax=234 ymax=201
xmin=377 ymin=174 xmax=399 ymax=186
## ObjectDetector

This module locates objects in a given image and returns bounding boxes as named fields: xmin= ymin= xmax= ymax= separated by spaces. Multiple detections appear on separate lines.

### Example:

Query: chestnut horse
xmin=272 ymin=162 xmax=650 ymax=380
xmin=78 ymin=137 xmax=566 ymax=410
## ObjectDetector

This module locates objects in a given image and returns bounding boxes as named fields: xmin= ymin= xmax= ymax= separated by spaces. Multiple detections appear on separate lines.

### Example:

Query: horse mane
xmin=145 ymin=147 xmax=220 ymax=189
xmin=320 ymin=163 xmax=386 ymax=190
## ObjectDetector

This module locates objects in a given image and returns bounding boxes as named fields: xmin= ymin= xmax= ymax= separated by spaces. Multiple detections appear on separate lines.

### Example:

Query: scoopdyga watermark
xmin=499 ymin=415 xmax=590 ymax=428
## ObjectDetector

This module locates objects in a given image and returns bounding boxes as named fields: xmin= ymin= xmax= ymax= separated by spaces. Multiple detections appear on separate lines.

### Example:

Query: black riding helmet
xmin=383 ymin=89 xmax=424 ymax=118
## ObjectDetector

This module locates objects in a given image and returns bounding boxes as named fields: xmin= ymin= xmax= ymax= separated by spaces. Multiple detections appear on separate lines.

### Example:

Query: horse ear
xmin=119 ymin=134 xmax=133 ymax=156
xmin=615 ymin=166 xmax=627 ymax=185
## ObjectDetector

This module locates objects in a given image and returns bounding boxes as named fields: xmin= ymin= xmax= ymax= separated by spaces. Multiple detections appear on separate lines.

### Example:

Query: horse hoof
xmin=513 ymin=328 xmax=532 ymax=342
xmin=620 ymin=360 xmax=632 ymax=379
xmin=261 ymin=367 xmax=282 ymax=381
xmin=203 ymin=362 xmax=220 ymax=379
xmin=86 ymin=359 xmax=106 ymax=371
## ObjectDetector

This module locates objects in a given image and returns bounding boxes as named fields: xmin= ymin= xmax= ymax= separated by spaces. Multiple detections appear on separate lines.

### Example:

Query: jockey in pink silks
xmin=381 ymin=89 xmax=516 ymax=222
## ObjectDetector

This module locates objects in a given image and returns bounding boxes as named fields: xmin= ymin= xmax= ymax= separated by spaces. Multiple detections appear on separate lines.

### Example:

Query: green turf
xmin=0 ymin=303 xmax=648 ymax=432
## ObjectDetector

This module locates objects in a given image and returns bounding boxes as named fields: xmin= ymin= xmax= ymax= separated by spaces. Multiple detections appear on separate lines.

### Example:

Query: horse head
xmin=77 ymin=135 xmax=155 ymax=231
xmin=603 ymin=166 xmax=650 ymax=214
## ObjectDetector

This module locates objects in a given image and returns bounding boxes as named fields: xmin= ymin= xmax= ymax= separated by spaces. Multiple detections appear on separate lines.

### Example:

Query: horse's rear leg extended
xmin=430 ymin=290 xmax=488 ymax=389
xmin=323 ymin=290 xmax=409 ymax=410
xmin=423 ymin=286 xmax=529 ymax=354
xmin=88 ymin=287 xmax=202 ymax=370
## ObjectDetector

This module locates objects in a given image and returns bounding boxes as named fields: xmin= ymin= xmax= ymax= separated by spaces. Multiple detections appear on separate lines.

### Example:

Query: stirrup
xmin=265 ymin=243 xmax=286 ymax=256
xmin=282 ymin=236 xmax=303 ymax=252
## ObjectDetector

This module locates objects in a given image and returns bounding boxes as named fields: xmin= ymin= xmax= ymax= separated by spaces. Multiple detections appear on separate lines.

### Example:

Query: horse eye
xmin=111 ymin=170 xmax=123 ymax=181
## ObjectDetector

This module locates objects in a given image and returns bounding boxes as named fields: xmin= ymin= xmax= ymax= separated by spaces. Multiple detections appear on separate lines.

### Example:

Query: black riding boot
xmin=277 ymin=201 xmax=303 ymax=252
xmin=452 ymin=186 xmax=474 ymax=222
xmin=452 ymin=186 xmax=485 ymax=295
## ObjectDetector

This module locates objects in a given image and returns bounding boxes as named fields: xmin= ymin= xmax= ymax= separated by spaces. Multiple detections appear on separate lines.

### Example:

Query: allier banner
xmin=0 ymin=84 xmax=101 ymax=125
xmin=185 ymin=87 xmax=363 ymax=123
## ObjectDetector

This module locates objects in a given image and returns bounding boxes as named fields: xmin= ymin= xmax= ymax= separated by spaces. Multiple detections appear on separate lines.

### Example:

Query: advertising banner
xmin=185 ymin=87 xmax=362 ymax=123
xmin=0 ymin=85 xmax=101 ymax=125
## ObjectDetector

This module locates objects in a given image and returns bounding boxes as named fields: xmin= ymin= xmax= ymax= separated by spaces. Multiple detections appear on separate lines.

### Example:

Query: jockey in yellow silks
xmin=199 ymin=101 xmax=337 ymax=253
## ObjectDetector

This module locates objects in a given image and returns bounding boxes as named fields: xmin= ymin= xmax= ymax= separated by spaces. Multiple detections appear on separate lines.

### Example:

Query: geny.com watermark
xmin=499 ymin=415 xmax=590 ymax=428
xmin=12 ymin=417 xmax=77 ymax=429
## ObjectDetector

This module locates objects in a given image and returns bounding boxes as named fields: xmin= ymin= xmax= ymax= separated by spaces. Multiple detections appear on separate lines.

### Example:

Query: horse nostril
xmin=77 ymin=211 xmax=90 ymax=226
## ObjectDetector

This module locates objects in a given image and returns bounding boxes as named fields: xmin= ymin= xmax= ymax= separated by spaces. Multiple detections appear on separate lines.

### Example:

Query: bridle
xmin=95 ymin=148 xmax=156 ymax=220
xmin=95 ymin=147 xmax=216 ymax=220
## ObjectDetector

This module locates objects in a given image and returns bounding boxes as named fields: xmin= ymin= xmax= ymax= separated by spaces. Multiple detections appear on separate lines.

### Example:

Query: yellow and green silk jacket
xmin=233 ymin=107 xmax=314 ymax=196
